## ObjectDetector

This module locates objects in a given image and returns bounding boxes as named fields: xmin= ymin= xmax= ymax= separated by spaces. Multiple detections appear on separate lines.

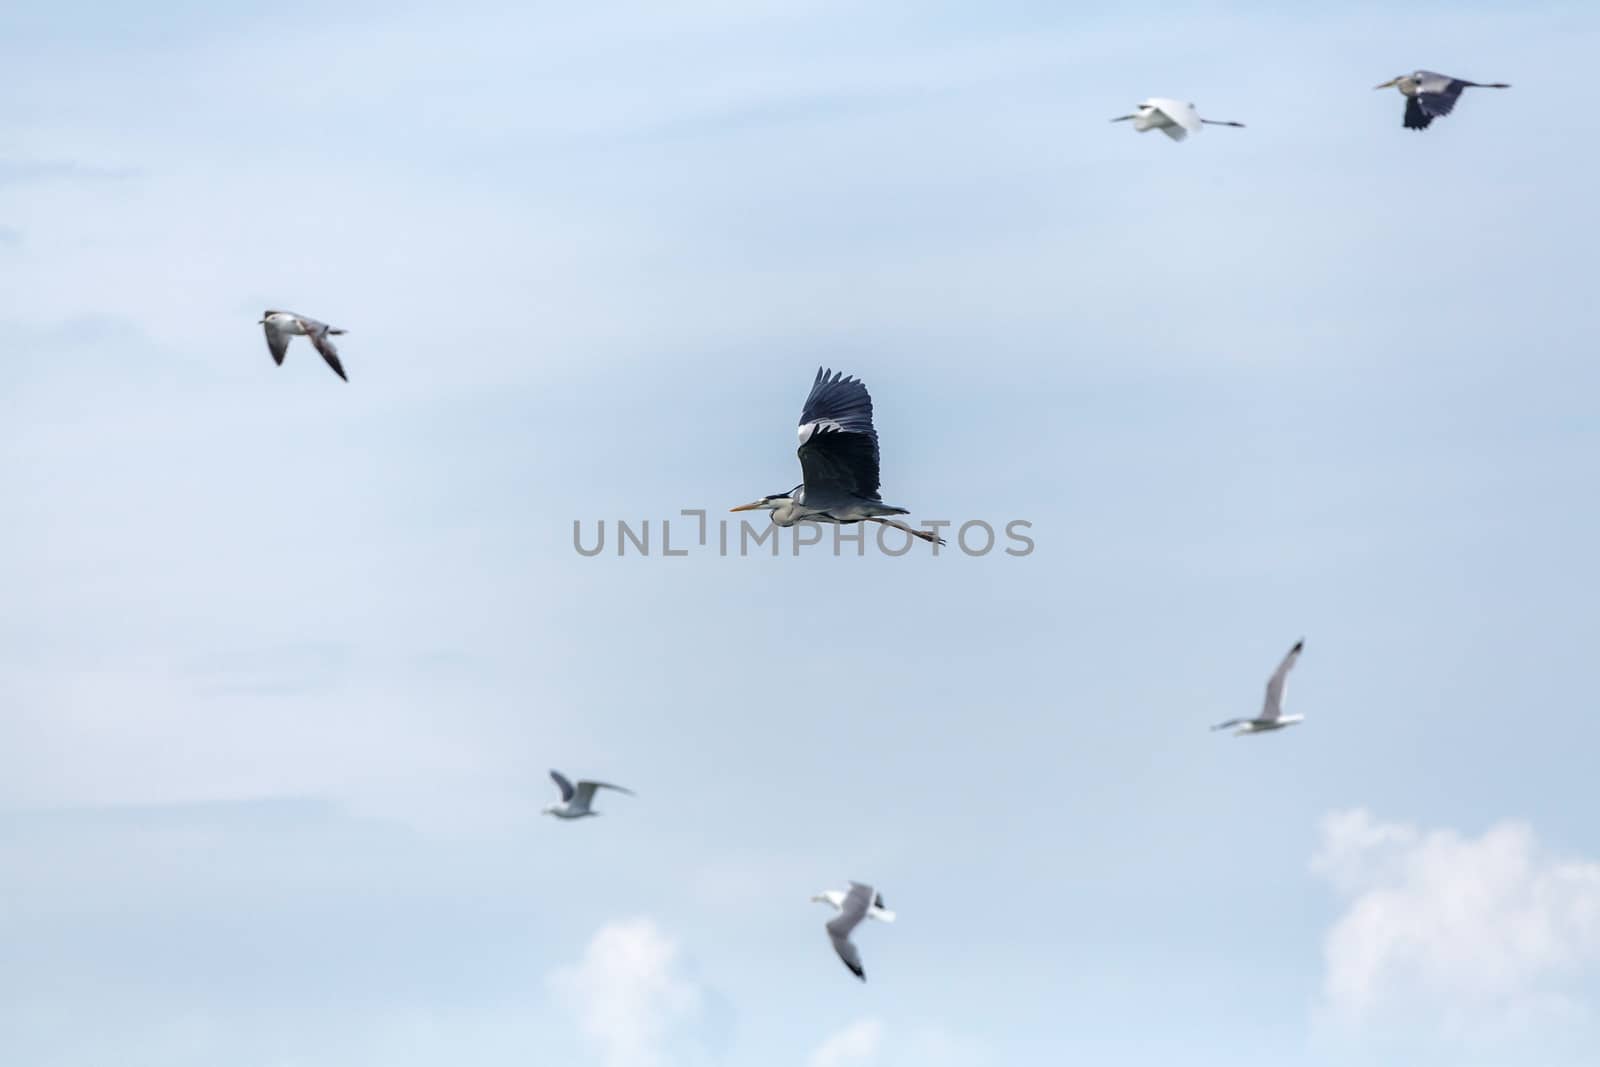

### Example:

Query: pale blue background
xmin=3 ymin=2 xmax=1598 ymax=1065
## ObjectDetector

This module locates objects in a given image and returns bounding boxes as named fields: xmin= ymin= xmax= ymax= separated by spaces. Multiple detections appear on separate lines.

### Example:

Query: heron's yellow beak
xmin=729 ymin=501 xmax=765 ymax=512
xmin=1374 ymin=78 xmax=1400 ymax=90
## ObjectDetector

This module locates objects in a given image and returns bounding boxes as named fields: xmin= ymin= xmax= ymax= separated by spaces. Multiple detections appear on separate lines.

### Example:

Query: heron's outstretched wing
xmin=798 ymin=367 xmax=876 ymax=439
xmin=1416 ymin=88 xmax=1463 ymax=120
xmin=573 ymin=780 xmax=635 ymax=807
xmin=1403 ymin=95 xmax=1433 ymax=129
xmin=1410 ymin=71 xmax=1468 ymax=126
xmin=1146 ymin=98 xmax=1199 ymax=140
xmin=825 ymin=882 xmax=873 ymax=981
xmin=550 ymin=770 xmax=575 ymax=802
xmin=301 ymin=320 xmax=348 ymax=382
xmin=796 ymin=368 xmax=882 ymax=499
xmin=263 ymin=318 xmax=290 ymax=365
xmin=1171 ymin=100 xmax=1204 ymax=136
xmin=1260 ymin=639 xmax=1304 ymax=721
xmin=799 ymin=431 xmax=882 ymax=500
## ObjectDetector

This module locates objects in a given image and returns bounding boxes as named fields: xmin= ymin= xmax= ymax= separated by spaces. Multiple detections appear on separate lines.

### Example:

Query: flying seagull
xmin=542 ymin=770 xmax=635 ymax=819
xmin=1374 ymin=71 xmax=1510 ymax=130
xmin=1212 ymin=640 xmax=1305 ymax=735
xmin=731 ymin=368 xmax=943 ymax=545
xmin=821 ymin=881 xmax=883 ymax=981
xmin=1109 ymin=98 xmax=1245 ymax=142
xmin=812 ymin=885 xmax=896 ymax=924
xmin=260 ymin=309 xmax=349 ymax=381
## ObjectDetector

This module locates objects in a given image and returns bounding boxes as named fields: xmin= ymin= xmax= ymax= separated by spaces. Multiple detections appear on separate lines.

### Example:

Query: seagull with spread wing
xmin=730 ymin=367 xmax=942 ymax=545
xmin=812 ymin=885 xmax=896 ymax=924
xmin=819 ymin=881 xmax=885 ymax=982
xmin=542 ymin=770 xmax=635 ymax=819
xmin=1211 ymin=640 xmax=1306 ymax=736
xmin=260 ymin=309 xmax=350 ymax=381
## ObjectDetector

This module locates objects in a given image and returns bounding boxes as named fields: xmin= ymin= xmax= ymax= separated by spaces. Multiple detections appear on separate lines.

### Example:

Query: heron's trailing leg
xmin=867 ymin=516 xmax=945 ymax=546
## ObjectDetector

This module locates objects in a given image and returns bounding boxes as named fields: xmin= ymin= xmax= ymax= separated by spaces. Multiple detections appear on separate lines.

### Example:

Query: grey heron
xmin=731 ymin=367 xmax=944 ymax=545
xmin=542 ymin=770 xmax=635 ymax=819
xmin=820 ymin=881 xmax=883 ymax=981
xmin=1109 ymin=98 xmax=1244 ymax=142
xmin=261 ymin=310 xmax=349 ymax=381
xmin=1211 ymin=640 xmax=1306 ymax=736
xmin=812 ymin=885 xmax=896 ymax=924
xmin=1374 ymin=71 xmax=1510 ymax=130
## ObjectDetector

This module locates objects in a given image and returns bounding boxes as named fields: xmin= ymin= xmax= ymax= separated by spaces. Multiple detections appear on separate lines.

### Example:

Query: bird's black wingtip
xmin=1292 ymin=639 xmax=1305 ymax=652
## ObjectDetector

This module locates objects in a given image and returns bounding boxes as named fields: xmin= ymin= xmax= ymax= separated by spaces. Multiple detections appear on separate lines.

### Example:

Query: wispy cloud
xmin=1312 ymin=808 xmax=1600 ymax=1038
xmin=547 ymin=918 xmax=707 ymax=1067
xmin=807 ymin=1019 xmax=883 ymax=1067
xmin=805 ymin=1020 xmax=990 ymax=1067
xmin=0 ymin=159 xmax=137 ymax=184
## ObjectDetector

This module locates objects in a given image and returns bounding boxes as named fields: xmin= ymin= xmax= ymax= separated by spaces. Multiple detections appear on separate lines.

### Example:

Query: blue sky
xmin=3 ymin=2 xmax=1600 ymax=1065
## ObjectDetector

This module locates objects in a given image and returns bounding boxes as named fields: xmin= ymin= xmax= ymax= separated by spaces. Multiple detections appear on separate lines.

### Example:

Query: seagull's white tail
xmin=873 ymin=908 xmax=896 ymax=923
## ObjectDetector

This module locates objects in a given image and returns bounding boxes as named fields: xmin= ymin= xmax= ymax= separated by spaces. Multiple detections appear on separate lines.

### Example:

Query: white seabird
xmin=820 ymin=881 xmax=883 ymax=981
xmin=1109 ymin=98 xmax=1245 ymax=142
xmin=1211 ymin=639 xmax=1306 ymax=735
xmin=542 ymin=770 xmax=635 ymax=819
xmin=261 ymin=309 xmax=349 ymax=381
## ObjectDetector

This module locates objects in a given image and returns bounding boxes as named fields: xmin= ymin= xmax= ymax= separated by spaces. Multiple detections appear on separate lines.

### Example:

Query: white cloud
xmin=804 ymin=1020 xmax=993 ymax=1067
xmin=548 ymin=919 xmax=705 ymax=1067
xmin=1312 ymin=809 xmax=1600 ymax=1036
xmin=807 ymin=1019 xmax=883 ymax=1067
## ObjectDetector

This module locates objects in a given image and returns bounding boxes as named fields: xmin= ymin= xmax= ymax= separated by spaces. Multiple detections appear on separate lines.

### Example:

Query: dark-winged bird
xmin=730 ymin=368 xmax=943 ymax=545
xmin=261 ymin=309 xmax=350 ymax=381
xmin=1375 ymin=71 xmax=1510 ymax=130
